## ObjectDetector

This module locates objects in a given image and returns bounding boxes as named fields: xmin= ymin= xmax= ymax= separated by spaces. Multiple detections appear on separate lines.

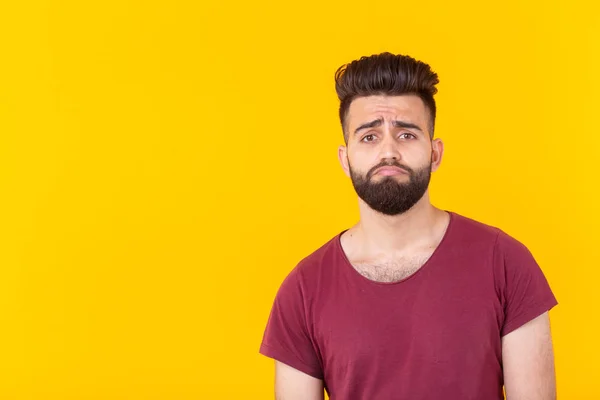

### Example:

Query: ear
xmin=430 ymin=138 xmax=444 ymax=172
xmin=338 ymin=144 xmax=351 ymax=178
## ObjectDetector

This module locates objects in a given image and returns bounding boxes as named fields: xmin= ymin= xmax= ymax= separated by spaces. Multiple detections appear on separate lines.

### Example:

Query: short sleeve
xmin=259 ymin=268 xmax=323 ymax=379
xmin=496 ymin=231 xmax=558 ymax=337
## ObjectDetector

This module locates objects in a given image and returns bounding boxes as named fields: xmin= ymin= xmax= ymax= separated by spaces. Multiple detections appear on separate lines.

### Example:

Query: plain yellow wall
xmin=0 ymin=0 xmax=598 ymax=398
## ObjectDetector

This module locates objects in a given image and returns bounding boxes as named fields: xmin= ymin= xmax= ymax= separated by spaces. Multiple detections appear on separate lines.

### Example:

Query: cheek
xmin=347 ymin=149 xmax=375 ymax=170
xmin=404 ymin=145 xmax=432 ymax=163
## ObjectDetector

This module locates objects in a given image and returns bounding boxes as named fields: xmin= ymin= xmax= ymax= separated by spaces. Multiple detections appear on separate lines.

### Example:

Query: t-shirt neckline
xmin=336 ymin=210 xmax=456 ymax=286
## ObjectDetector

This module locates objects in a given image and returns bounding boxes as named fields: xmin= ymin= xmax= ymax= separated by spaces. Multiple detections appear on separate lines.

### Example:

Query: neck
xmin=352 ymin=192 xmax=448 ymax=255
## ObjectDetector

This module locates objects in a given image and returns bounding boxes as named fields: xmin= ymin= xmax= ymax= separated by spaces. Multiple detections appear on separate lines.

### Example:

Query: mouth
xmin=373 ymin=166 xmax=408 ymax=176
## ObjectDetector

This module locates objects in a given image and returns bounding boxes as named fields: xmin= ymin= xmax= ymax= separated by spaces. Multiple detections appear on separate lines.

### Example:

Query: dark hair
xmin=335 ymin=52 xmax=439 ymax=142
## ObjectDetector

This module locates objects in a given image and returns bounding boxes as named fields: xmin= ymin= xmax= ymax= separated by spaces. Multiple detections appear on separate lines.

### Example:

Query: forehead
xmin=346 ymin=95 xmax=428 ymax=128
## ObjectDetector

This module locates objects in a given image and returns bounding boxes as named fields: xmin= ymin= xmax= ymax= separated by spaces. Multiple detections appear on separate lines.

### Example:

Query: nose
xmin=378 ymin=132 xmax=402 ymax=161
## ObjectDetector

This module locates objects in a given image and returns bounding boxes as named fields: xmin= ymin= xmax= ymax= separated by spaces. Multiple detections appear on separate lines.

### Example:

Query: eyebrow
xmin=353 ymin=118 xmax=425 ymax=135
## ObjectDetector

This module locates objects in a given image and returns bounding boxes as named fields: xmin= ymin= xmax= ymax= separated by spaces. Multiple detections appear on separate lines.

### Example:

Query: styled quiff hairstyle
xmin=335 ymin=52 xmax=439 ymax=143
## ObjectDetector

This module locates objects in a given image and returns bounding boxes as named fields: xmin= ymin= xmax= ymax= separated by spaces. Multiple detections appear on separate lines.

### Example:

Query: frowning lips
xmin=373 ymin=166 xmax=409 ymax=176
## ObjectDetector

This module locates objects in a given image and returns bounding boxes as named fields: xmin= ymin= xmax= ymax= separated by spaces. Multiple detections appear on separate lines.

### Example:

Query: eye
xmin=400 ymin=132 xmax=416 ymax=139
xmin=361 ymin=134 xmax=377 ymax=143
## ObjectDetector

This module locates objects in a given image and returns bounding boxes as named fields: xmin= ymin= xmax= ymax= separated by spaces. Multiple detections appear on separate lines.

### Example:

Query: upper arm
xmin=275 ymin=361 xmax=324 ymax=400
xmin=260 ymin=268 xmax=325 ymax=395
xmin=502 ymin=311 xmax=556 ymax=400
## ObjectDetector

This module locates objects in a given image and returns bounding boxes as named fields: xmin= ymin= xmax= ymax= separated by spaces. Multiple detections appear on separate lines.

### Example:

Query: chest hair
xmin=351 ymin=252 xmax=434 ymax=283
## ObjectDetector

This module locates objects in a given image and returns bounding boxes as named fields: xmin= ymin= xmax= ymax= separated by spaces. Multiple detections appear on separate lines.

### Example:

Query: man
xmin=259 ymin=52 xmax=558 ymax=399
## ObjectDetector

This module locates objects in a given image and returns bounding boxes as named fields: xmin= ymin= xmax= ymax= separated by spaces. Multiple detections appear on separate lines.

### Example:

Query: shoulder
xmin=450 ymin=211 xmax=531 ymax=256
xmin=277 ymin=231 xmax=344 ymax=295
xmin=295 ymin=232 xmax=342 ymax=275
xmin=448 ymin=211 xmax=502 ymax=246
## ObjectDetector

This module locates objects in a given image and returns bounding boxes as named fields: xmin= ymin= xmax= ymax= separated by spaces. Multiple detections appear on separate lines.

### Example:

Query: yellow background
xmin=1 ymin=0 xmax=598 ymax=398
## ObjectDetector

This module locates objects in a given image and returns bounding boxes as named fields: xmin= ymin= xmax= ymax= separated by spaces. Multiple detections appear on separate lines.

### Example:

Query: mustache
xmin=367 ymin=161 xmax=413 ymax=179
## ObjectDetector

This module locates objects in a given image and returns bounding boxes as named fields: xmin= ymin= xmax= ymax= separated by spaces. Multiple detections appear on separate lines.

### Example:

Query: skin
xmin=274 ymin=95 xmax=556 ymax=400
xmin=502 ymin=311 xmax=557 ymax=399
xmin=275 ymin=362 xmax=324 ymax=400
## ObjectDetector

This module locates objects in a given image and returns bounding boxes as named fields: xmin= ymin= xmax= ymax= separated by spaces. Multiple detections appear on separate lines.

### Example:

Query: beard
xmin=348 ymin=159 xmax=432 ymax=216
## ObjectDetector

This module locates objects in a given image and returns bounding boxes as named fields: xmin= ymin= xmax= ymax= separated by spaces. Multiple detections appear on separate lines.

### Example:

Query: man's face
xmin=338 ymin=95 xmax=443 ymax=216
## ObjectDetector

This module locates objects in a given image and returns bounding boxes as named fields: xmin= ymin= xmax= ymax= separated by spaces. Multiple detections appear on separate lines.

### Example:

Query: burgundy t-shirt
xmin=259 ymin=211 xmax=558 ymax=399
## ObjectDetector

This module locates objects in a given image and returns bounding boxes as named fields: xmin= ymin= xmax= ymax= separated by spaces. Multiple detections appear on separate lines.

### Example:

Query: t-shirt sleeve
xmin=259 ymin=268 xmax=323 ymax=379
xmin=496 ymin=230 xmax=559 ymax=337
